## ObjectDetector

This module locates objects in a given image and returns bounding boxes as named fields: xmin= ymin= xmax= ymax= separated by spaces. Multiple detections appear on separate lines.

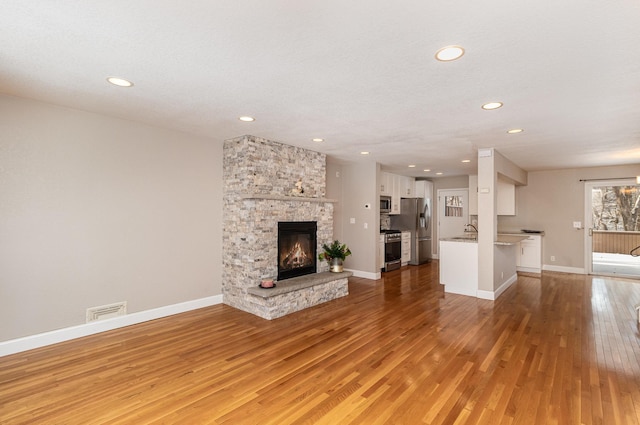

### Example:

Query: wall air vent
xmin=86 ymin=301 xmax=127 ymax=323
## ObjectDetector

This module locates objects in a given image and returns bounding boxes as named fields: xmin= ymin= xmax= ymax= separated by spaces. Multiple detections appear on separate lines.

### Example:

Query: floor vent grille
xmin=86 ymin=302 xmax=127 ymax=323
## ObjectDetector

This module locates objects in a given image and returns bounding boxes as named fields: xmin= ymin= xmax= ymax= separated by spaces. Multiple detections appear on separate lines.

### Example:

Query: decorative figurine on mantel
xmin=291 ymin=179 xmax=304 ymax=195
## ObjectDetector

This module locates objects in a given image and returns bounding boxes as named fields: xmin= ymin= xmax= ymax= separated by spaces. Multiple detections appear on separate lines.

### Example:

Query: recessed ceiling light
xmin=360 ymin=151 xmax=370 ymax=155
xmin=312 ymin=138 xmax=324 ymax=142
xmin=461 ymin=159 xmax=471 ymax=163
xmin=408 ymin=164 xmax=416 ymax=168
xmin=435 ymin=45 xmax=465 ymax=62
xmin=107 ymin=77 xmax=133 ymax=87
xmin=507 ymin=128 xmax=524 ymax=134
xmin=482 ymin=102 xmax=503 ymax=110
xmin=239 ymin=116 xmax=255 ymax=122
xmin=423 ymin=169 xmax=431 ymax=172
xmin=436 ymin=172 xmax=443 ymax=175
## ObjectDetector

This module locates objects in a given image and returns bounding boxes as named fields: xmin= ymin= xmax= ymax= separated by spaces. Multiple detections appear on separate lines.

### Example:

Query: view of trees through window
xmin=592 ymin=186 xmax=640 ymax=231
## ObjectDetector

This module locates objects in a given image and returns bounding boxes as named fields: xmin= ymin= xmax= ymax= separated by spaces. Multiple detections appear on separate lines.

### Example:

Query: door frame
xmin=583 ymin=178 xmax=637 ymax=276
xmin=436 ymin=188 xmax=469 ymax=258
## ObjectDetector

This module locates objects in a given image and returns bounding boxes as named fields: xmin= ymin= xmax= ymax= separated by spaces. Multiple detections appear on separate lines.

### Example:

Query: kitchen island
xmin=439 ymin=233 xmax=528 ymax=299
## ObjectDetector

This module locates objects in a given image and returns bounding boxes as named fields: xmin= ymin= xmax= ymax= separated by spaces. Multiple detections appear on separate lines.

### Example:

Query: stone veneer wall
xmin=222 ymin=135 xmax=334 ymax=316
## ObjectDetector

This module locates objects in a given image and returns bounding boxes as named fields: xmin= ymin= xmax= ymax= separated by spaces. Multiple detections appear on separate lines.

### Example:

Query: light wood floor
xmin=2 ymin=263 xmax=640 ymax=424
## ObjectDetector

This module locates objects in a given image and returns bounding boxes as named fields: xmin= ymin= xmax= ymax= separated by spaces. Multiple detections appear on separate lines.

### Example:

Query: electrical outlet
xmin=573 ymin=221 xmax=582 ymax=229
xmin=350 ymin=217 xmax=355 ymax=224
xmin=550 ymin=255 xmax=556 ymax=262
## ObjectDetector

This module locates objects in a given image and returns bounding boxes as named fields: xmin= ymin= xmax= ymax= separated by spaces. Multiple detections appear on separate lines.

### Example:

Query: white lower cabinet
xmin=516 ymin=235 xmax=542 ymax=273
xmin=440 ymin=240 xmax=478 ymax=297
xmin=401 ymin=231 xmax=411 ymax=266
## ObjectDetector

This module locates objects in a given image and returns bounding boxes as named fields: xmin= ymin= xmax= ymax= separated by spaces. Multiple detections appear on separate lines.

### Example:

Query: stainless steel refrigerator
xmin=392 ymin=197 xmax=432 ymax=265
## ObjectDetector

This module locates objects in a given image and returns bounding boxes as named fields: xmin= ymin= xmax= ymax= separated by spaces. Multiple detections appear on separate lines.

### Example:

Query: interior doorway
xmin=437 ymin=189 xmax=469 ymax=244
xmin=585 ymin=179 xmax=640 ymax=278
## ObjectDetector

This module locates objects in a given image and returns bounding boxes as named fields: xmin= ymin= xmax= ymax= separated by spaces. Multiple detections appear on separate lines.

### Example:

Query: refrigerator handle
xmin=423 ymin=202 xmax=430 ymax=232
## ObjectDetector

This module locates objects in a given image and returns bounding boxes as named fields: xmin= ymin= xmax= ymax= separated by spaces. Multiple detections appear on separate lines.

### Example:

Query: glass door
xmin=586 ymin=179 xmax=640 ymax=278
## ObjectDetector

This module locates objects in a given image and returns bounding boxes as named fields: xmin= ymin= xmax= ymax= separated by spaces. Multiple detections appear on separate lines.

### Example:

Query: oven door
xmin=384 ymin=238 xmax=402 ymax=271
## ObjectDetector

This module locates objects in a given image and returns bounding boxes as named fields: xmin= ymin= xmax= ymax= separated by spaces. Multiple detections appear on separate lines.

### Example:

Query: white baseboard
xmin=542 ymin=264 xmax=585 ymax=274
xmin=477 ymin=273 xmax=518 ymax=300
xmin=345 ymin=269 xmax=379 ymax=280
xmin=495 ymin=273 xmax=518 ymax=299
xmin=475 ymin=289 xmax=494 ymax=300
xmin=516 ymin=266 xmax=541 ymax=274
xmin=444 ymin=286 xmax=477 ymax=297
xmin=0 ymin=295 xmax=223 ymax=357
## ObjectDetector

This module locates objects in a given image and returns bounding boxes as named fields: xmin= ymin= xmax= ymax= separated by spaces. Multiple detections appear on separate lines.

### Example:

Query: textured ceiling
xmin=2 ymin=1 xmax=640 ymax=177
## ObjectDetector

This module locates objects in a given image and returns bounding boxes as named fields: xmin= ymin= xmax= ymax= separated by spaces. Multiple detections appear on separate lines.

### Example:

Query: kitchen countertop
xmin=440 ymin=234 xmax=478 ymax=243
xmin=440 ymin=233 xmax=529 ymax=245
xmin=495 ymin=234 xmax=529 ymax=245
xmin=498 ymin=229 xmax=545 ymax=236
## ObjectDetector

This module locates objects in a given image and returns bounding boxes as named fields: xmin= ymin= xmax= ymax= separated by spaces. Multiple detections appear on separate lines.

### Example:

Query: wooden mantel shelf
xmin=240 ymin=194 xmax=338 ymax=203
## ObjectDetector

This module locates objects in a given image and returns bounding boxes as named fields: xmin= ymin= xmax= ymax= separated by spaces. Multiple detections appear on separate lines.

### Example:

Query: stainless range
xmin=382 ymin=230 xmax=402 ymax=272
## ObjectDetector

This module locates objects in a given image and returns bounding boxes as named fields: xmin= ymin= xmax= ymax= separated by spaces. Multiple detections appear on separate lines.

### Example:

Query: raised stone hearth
xmin=222 ymin=135 xmax=345 ymax=319
xmin=246 ymin=271 xmax=352 ymax=319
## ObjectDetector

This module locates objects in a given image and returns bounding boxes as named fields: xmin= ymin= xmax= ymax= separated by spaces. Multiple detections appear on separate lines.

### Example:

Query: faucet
xmin=464 ymin=224 xmax=478 ymax=233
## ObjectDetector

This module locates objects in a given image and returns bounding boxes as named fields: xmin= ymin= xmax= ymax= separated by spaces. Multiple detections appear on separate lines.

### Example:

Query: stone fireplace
xmin=222 ymin=135 xmax=349 ymax=319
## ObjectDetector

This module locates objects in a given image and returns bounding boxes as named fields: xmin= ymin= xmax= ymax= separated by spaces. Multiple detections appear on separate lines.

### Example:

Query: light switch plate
xmin=573 ymin=221 xmax=582 ymax=229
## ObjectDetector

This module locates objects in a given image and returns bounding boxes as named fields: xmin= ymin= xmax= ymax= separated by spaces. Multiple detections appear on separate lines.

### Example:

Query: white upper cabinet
xmin=379 ymin=171 xmax=415 ymax=214
xmin=468 ymin=174 xmax=515 ymax=216
xmin=379 ymin=172 xmax=392 ymax=196
xmin=390 ymin=174 xmax=401 ymax=214
xmin=399 ymin=175 xmax=414 ymax=197
xmin=414 ymin=180 xmax=432 ymax=199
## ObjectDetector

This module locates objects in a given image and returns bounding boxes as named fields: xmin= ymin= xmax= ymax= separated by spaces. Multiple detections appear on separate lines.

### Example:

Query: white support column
xmin=477 ymin=148 xmax=497 ymax=294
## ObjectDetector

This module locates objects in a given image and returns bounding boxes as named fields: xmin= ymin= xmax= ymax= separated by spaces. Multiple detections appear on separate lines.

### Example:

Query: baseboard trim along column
xmin=0 ymin=295 xmax=223 ymax=357
xmin=477 ymin=273 xmax=518 ymax=301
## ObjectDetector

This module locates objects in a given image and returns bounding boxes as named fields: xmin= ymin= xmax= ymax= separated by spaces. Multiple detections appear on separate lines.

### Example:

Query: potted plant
xmin=318 ymin=240 xmax=352 ymax=272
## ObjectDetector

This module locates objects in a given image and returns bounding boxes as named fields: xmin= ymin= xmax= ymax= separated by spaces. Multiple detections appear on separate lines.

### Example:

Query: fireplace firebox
xmin=277 ymin=221 xmax=317 ymax=281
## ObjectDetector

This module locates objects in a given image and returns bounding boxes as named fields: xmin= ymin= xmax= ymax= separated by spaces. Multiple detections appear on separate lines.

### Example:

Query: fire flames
xmin=280 ymin=241 xmax=312 ymax=269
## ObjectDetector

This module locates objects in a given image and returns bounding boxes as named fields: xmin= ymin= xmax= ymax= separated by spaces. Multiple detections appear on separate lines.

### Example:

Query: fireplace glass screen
xmin=277 ymin=221 xmax=317 ymax=281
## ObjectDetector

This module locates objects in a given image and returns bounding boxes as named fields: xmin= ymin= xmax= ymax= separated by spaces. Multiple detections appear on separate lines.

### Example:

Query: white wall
xmin=0 ymin=95 xmax=223 ymax=342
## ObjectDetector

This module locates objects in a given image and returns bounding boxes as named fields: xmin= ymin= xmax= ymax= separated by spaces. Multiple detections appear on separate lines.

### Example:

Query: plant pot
xmin=330 ymin=257 xmax=344 ymax=273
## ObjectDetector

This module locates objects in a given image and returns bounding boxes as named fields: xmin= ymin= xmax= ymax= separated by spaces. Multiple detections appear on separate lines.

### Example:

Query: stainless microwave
xmin=380 ymin=196 xmax=391 ymax=213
